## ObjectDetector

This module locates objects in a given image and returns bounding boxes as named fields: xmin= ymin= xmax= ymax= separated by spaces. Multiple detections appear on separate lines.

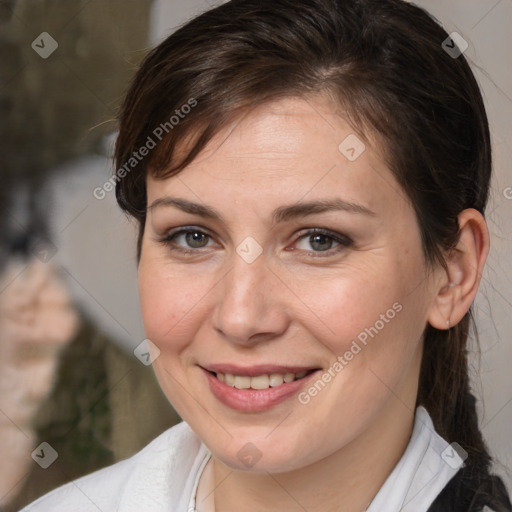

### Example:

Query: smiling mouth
xmin=208 ymin=369 xmax=318 ymax=390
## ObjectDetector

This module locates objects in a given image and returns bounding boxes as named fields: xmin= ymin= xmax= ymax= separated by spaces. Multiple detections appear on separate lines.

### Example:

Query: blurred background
xmin=0 ymin=0 xmax=510 ymax=509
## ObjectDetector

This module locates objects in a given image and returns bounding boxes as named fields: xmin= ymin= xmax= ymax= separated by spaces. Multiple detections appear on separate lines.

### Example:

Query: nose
xmin=212 ymin=252 xmax=290 ymax=347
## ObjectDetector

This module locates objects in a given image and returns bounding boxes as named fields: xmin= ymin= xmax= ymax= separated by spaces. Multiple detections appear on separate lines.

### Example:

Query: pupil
xmin=310 ymin=234 xmax=332 ymax=251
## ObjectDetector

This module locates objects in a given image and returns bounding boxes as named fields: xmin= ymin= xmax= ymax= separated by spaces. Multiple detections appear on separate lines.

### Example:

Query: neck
xmin=211 ymin=398 xmax=416 ymax=512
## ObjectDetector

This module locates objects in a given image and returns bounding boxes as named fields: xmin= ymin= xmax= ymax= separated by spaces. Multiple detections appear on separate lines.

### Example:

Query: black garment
xmin=427 ymin=467 xmax=512 ymax=512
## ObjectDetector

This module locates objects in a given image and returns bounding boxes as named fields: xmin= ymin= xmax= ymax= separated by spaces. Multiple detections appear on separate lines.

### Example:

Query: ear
xmin=428 ymin=208 xmax=490 ymax=330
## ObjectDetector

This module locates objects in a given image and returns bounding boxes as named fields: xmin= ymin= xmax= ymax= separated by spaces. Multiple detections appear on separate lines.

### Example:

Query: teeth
xmin=216 ymin=371 xmax=310 ymax=390
xmin=234 ymin=376 xmax=251 ymax=389
xmin=251 ymin=374 xmax=270 ymax=389
xmin=269 ymin=373 xmax=284 ymax=387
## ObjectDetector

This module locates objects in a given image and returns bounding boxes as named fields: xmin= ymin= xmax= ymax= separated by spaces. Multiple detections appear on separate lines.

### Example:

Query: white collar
xmin=190 ymin=406 xmax=462 ymax=512
xmin=367 ymin=405 xmax=462 ymax=511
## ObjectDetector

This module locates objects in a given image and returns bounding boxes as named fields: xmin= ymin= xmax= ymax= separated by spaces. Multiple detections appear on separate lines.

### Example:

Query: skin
xmin=138 ymin=96 xmax=489 ymax=512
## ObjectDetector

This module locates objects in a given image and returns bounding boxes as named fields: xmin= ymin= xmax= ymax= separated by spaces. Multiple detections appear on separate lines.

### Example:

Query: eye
xmin=293 ymin=229 xmax=352 ymax=256
xmin=159 ymin=227 xmax=214 ymax=254
xmin=158 ymin=226 xmax=352 ymax=258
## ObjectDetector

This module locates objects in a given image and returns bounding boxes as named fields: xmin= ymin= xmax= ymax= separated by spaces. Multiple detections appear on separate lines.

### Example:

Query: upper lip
xmin=201 ymin=364 xmax=321 ymax=377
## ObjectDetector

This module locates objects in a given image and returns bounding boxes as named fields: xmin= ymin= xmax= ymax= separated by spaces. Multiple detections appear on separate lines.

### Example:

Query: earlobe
xmin=427 ymin=208 xmax=490 ymax=330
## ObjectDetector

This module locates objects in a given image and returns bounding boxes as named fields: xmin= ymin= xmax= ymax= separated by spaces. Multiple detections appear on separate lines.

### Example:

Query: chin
xmin=205 ymin=432 xmax=318 ymax=475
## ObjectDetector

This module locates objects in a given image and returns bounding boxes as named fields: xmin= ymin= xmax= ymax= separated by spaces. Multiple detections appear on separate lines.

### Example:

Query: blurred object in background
xmin=0 ymin=258 xmax=80 ymax=503
xmin=0 ymin=0 xmax=152 ymax=267
xmin=0 ymin=0 xmax=181 ymax=509
xmin=2 ymin=309 xmax=180 ymax=511
xmin=45 ymin=139 xmax=147 ymax=351
xmin=0 ymin=145 xmax=181 ymax=511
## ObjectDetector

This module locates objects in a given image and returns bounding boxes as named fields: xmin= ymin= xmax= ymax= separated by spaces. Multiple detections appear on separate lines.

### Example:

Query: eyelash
xmin=158 ymin=226 xmax=353 ymax=258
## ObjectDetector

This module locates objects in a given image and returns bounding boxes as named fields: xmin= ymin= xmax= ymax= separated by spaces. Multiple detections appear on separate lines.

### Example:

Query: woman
xmin=22 ymin=0 xmax=512 ymax=510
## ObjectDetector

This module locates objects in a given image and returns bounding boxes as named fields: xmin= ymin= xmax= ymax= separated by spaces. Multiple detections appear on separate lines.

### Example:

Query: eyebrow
xmin=148 ymin=197 xmax=376 ymax=224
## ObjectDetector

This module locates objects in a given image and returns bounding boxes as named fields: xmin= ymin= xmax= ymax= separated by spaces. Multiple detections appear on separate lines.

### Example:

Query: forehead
xmin=220 ymin=97 xmax=343 ymax=159
xmin=146 ymin=96 xmax=403 ymax=217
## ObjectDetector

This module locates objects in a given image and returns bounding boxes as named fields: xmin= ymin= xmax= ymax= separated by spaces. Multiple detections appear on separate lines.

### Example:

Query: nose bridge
xmin=213 ymin=247 xmax=287 ymax=344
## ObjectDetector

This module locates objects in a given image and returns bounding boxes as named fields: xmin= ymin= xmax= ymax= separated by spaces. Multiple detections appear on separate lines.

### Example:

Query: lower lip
xmin=203 ymin=368 xmax=319 ymax=412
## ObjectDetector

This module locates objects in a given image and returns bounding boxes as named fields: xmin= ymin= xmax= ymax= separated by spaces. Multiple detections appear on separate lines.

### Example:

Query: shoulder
xmin=21 ymin=421 xmax=203 ymax=512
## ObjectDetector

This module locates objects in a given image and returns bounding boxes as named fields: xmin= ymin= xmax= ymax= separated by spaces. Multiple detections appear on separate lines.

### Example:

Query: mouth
xmin=200 ymin=364 xmax=322 ymax=412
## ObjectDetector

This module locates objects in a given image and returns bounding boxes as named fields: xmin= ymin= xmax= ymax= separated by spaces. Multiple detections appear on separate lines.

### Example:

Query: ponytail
xmin=419 ymin=316 xmax=512 ymax=511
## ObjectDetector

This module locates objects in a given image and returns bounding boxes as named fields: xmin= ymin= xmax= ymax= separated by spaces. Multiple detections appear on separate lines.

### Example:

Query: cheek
xmin=137 ymin=257 xmax=207 ymax=353
xmin=291 ymin=267 xmax=404 ymax=353
xmin=137 ymin=258 xmax=209 ymax=410
xmin=292 ymin=256 xmax=428 ymax=398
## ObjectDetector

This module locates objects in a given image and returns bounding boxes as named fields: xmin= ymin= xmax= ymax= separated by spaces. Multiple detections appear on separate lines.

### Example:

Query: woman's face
xmin=138 ymin=96 xmax=440 ymax=473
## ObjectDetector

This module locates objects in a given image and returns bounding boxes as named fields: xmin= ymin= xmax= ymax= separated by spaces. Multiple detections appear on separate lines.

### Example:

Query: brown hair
xmin=114 ymin=0 xmax=511 ymax=509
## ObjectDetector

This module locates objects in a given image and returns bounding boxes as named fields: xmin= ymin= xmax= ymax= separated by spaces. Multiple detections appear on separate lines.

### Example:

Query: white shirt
xmin=21 ymin=406 xmax=462 ymax=512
